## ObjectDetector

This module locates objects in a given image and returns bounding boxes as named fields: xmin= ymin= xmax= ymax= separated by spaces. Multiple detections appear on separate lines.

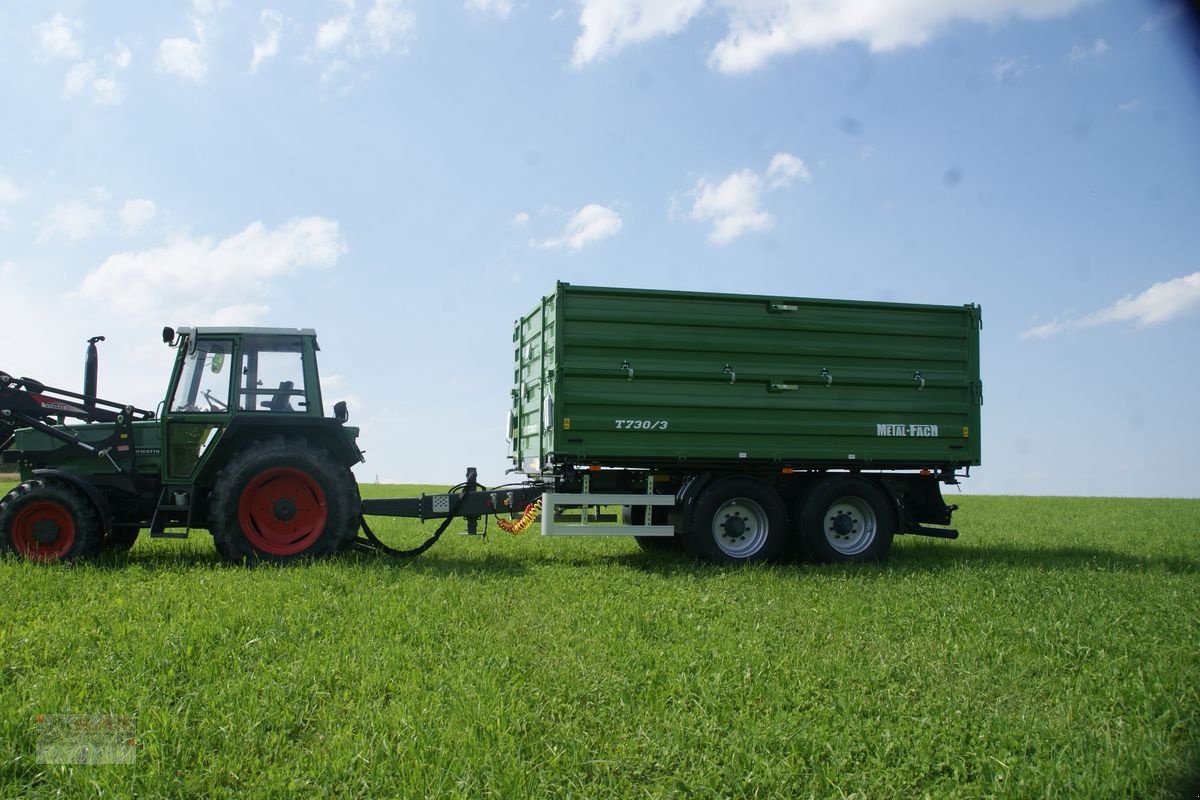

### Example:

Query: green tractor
xmin=0 ymin=327 xmax=364 ymax=563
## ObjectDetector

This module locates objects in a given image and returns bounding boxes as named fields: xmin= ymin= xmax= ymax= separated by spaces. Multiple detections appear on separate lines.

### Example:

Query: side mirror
xmin=334 ymin=401 xmax=349 ymax=424
xmin=162 ymin=327 xmax=175 ymax=345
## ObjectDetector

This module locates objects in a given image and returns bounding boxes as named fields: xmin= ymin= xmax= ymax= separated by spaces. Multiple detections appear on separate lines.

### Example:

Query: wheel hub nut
xmin=831 ymin=512 xmax=856 ymax=536
xmin=272 ymin=498 xmax=297 ymax=522
xmin=722 ymin=514 xmax=747 ymax=537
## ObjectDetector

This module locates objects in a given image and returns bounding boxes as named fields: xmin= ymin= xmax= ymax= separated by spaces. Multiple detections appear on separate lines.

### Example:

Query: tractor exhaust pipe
xmin=84 ymin=335 xmax=105 ymax=412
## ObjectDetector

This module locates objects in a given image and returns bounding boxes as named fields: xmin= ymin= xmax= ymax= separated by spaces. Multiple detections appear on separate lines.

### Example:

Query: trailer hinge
xmin=970 ymin=380 xmax=984 ymax=406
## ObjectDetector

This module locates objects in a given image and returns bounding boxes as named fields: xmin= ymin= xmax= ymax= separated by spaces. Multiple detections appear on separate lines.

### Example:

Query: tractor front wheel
xmin=208 ymin=437 xmax=360 ymax=564
xmin=0 ymin=479 xmax=102 ymax=563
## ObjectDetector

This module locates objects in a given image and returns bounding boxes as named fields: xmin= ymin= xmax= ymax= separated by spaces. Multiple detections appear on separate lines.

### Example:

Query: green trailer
xmin=510 ymin=283 xmax=982 ymax=563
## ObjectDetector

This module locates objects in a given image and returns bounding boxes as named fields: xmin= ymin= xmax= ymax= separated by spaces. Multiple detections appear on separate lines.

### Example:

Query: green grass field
xmin=1 ymin=485 xmax=1197 ymax=799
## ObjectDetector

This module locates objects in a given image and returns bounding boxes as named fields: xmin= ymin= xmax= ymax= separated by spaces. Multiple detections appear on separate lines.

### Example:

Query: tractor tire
xmin=684 ymin=476 xmax=788 ymax=564
xmin=796 ymin=475 xmax=895 ymax=563
xmin=208 ymin=436 xmax=360 ymax=564
xmin=622 ymin=504 xmax=680 ymax=552
xmin=101 ymin=528 xmax=140 ymax=554
xmin=0 ymin=479 xmax=102 ymax=563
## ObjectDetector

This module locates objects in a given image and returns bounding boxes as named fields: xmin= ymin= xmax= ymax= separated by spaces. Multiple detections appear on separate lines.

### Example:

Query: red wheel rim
xmin=11 ymin=501 xmax=76 ymax=562
xmin=237 ymin=467 xmax=328 ymax=556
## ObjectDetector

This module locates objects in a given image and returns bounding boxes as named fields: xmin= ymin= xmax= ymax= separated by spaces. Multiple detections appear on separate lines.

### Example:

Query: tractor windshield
xmin=170 ymin=339 xmax=233 ymax=413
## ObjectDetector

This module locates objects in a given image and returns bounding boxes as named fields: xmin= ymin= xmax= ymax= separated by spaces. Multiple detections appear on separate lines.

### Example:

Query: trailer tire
xmin=623 ymin=505 xmax=679 ymax=552
xmin=208 ymin=437 xmax=359 ymax=564
xmin=0 ymin=479 xmax=102 ymax=563
xmin=685 ymin=476 xmax=788 ymax=564
xmin=798 ymin=476 xmax=895 ymax=563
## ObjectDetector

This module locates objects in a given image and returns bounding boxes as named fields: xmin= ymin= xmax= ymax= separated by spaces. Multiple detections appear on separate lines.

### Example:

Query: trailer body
xmin=504 ymin=283 xmax=981 ymax=564
xmin=511 ymin=283 xmax=981 ymax=474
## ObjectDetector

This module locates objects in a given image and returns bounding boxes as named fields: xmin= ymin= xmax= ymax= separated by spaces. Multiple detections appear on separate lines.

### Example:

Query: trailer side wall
xmin=511 ymin=283 xmax=982 ymax=474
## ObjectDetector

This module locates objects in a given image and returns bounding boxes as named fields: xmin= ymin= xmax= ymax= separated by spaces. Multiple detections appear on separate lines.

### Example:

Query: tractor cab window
xmin=238 ymin=336 xmax=308 ymax=413
xmin=170 ymin=339 xmax=233 ymax=413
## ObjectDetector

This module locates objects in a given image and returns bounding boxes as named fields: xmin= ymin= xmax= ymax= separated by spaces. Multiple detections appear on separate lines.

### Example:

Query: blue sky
xmin=1 ymin=0 xmax=1197 ymax=497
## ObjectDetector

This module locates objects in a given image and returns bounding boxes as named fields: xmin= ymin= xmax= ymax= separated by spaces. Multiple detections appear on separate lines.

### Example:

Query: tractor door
xmin=163 ymin=337 xmax=235 ymax=481
xmin=235 ymin=335 xmax=315 ymax=415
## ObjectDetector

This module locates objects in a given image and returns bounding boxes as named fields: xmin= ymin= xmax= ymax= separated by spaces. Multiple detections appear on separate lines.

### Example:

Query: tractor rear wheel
xmin=0 ymin=479 xmax=102 ymax=563
xmin=101 ymin=528 xmax=140 ymax=553
xmin=208 ymin=437 xmax=359 ymax=564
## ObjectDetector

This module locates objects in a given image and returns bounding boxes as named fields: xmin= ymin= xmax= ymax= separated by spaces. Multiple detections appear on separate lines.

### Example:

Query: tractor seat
xmin=263 ymin=381 xmax=295 ymax=412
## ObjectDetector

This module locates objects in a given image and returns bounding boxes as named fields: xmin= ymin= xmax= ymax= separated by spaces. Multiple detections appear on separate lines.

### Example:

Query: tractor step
xmin=149 ymin=529 xmax=189 ymax=539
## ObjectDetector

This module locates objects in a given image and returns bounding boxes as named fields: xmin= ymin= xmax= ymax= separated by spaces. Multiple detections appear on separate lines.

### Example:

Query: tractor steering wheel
xmin=202 ymin=389 xmax=227 ymax=412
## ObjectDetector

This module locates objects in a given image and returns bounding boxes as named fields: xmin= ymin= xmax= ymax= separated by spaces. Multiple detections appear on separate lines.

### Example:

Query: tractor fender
xmin=31 ymin=469 xmax=114 ymax=534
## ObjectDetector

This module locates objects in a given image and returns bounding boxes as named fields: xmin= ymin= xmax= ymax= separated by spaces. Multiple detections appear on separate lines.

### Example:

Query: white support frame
xmin=540 ymin=493 xmax=676 ymax=537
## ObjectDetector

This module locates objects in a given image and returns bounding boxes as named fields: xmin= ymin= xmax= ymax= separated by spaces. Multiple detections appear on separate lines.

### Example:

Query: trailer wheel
xmin=622 ymin=505 xmax=679 ymax=552
xmin=798 ymin=476 xmax=895 ymax=563
xmin=686 ymin=477 xmax=788 ymax=564
xmin=0 ymin=479 xmax=102 ymax=563
xmin=208 ymin=437 xmax=359 ymax=564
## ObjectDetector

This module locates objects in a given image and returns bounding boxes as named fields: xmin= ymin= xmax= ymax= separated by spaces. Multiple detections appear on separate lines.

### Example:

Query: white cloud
xmin=61 ymin=41 xmax=132 ymax=106
xmin=990 ymin=54 xmax=1032 ymax=84
xmin=0 ymin=176 xmax=24 ymax=205
xmin=1141 ymin=3 xmax=1183 ymax=32
xmin=64 ymin=60 xmax=97 ymax=97
xmin=571 ymin=0 xmax=1085 ymax=72
xmin=766 ymin=152 xmax=811 ymax=189
xmin=109 ymin=40 xmax=133 ymax=71
xmin=158 ymin=4 xmax=227 ymax=84
xmin=466 ymin=0 xmax=513 ymax=19
xmin=685 ymin=151 xmax=809 ymax=245
xmin=536 ymin=204 xmax=623 ymax=251
xmin=37 ymin=13 xmax=83 ymax=61
xmin=573 ymin=0 xmax=705 ymax=68
xmin=77 ymin=217 xmax=346 ymax=325
xmin=251 ymin=10 xmax=284 ymax=73
xmin=364 ymin=0 xmax=416 ymax=54
xmin=119 ymin=199 xmax=158 ymax=234
xmin=316 ymin=15 xmax=354 ymax=52
xmin=1118 ymin=98 xmax=1139 ymax=113
xmin=91 ymin=76 xmax=125 ymax=107
xmin=0 ymin=177 xmax=23 ymax=230
xmin=1022 ymin=272 xmax=1200 ymax=339
xmin=512 ymin=211 xmax=531 ymax=227
xmin=314 ymin=0 xmax=416 ymax=85
xmin=1068 ymin=37 xmax=1108 ymax=63
xmin=690 ymin=169 xmax=772 ymax=245
xmin=38 ymin=201 xmax=106 ymax=243
xmin=193 ymin=0 xmax=232 ymax=13
xmin=158 ymin=35 xmax=208 ymax=82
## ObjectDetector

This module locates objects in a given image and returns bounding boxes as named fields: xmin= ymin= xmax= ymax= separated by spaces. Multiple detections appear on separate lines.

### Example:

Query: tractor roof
xmin=175 ymin=326 xmax=318 ymax=338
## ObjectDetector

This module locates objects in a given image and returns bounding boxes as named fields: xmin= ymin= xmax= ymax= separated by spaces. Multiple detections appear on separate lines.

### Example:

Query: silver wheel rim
xmin=822 ymin=495 xmax=877 ymax=556
xmin=710 ymin=497 xmax=769 ymax=558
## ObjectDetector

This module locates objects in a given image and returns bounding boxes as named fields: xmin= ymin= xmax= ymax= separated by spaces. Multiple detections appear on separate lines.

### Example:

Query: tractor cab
xmin=163 ymin=327 xmax=323 ymax=417
xmin=160 ymin=326 xmax=358 ymax=483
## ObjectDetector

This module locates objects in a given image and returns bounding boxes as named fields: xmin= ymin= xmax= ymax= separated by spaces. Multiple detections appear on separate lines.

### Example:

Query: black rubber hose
xmin=353 ymin=488 xmax=470 ymax=558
